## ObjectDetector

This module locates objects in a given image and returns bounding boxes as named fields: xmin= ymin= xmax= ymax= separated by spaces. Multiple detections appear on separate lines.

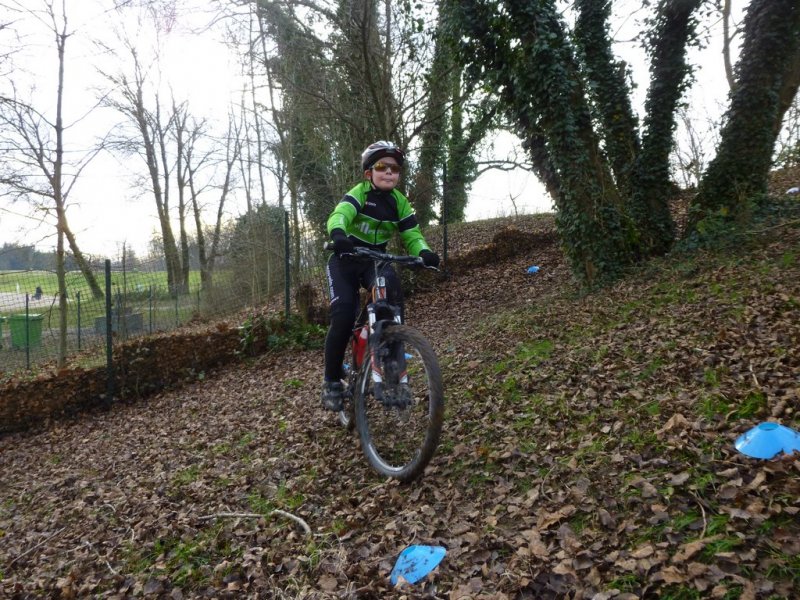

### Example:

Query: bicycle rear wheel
xmin=354 ymin=324 xmax=444 ymax=482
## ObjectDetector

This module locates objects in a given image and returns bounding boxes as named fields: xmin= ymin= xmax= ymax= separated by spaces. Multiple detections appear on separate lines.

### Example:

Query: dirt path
xmin=0 ymin=291 xmax=54 ymax=313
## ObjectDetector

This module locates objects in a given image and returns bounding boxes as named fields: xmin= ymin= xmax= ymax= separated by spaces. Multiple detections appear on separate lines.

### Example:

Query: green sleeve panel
xmin=326 ymin=185 xmax=363 ymax=236
xmin=395 ymin=190 xmax=431 ymax=257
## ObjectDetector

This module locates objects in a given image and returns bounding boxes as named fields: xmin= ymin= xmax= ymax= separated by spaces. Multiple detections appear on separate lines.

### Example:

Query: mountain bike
xmin=326 ymin=244 xmax=445 ymax=483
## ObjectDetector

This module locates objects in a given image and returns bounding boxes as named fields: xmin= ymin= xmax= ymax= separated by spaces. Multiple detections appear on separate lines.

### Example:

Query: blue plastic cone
xmin=734 ymin=422 xmax=800 ymax=459
xmin=390 ymin=545 xmax=446 ymax=585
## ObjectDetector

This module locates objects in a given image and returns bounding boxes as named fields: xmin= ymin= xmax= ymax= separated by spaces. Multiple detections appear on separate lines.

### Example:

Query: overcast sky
xmin=0 ymin=0 xmax=742 ymax=258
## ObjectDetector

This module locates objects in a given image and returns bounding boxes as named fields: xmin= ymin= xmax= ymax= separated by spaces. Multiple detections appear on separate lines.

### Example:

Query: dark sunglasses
xmin=372 ymin=161 xmax=402 ymax=174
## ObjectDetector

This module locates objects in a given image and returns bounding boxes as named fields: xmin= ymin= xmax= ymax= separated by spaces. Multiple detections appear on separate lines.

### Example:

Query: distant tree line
xmin=0 ymin=239 xmax=231 ymax=275
xmin=0 ymin=243 xmax=98 ymax=272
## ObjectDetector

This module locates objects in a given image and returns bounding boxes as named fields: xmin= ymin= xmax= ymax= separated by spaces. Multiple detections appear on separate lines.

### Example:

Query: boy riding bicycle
xmin=321 ymin=141 xmax=440 ymax=412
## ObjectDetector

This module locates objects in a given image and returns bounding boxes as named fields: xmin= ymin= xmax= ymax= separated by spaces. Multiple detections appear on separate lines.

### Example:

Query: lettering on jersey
xmin=326 ymin=264 xmax=339 ymax=305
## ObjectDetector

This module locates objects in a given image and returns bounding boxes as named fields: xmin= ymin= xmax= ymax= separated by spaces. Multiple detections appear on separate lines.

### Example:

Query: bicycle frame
xmin=363 ymin=258 xmax=407 ymax=398
xmin=325 ymin=243 xmax=427 ymax=396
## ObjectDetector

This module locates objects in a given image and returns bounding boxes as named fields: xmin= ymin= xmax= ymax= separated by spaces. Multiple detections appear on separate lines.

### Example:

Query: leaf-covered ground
xmin=2 ymin=202 xmax=800 ymax=599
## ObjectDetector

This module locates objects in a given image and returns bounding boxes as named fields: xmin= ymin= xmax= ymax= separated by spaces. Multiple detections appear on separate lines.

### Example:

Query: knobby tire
xmin=353 ymin=324 xmax=444 ymax=482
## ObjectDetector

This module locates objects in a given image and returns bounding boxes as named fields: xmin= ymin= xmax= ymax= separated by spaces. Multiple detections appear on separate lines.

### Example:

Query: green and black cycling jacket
xmin=326 ymin=181 xmax=431 ymax=256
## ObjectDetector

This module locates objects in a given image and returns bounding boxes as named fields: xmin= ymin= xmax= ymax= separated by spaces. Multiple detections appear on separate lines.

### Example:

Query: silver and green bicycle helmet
xmin=361 ymin=141 xmax=406 ymax=171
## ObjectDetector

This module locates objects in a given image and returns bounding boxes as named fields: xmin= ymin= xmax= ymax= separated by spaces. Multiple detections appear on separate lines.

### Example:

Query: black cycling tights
xmin=323 ymin=253 xmax=403 ymax=382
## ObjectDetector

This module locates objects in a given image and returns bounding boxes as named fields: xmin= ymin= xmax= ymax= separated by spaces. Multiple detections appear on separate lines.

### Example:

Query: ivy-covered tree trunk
xmin=774 ymin=48 xmax=800 ymax=139
xmin=629 ymin=0 xmax=702 ymax=255
xmin=689 ymin=0 xmax=800 ymax=231
xmin=574 ymin=0 xmax=640 ymax=200
xmin=410 ymin=1 xmax=496 ymax=227
xmin=409 ymin=3 xmax=454 ymax=227
xmin=443 ymin=71 xmax=468 ymax=223
xmin=444 ymin=93 xmax=496 ymax=224
xmin=448 ymin=0 xmax=713 ymax=283
xmin=450 ymin=0 xmax=636 ymax=286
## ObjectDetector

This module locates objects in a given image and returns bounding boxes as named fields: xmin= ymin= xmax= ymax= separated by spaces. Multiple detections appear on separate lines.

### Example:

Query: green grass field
xmin=0 ymin=268 xmax=241 ymax=349
xmin=0 ymin=269 xmax=203 ymax=299
xmin=0 ymin=266 xmax=289 ymax=376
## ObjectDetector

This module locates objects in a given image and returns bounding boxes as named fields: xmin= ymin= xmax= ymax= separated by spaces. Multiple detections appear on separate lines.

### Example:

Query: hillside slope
xmin=1 ymin=200 xmax=799 ymax=599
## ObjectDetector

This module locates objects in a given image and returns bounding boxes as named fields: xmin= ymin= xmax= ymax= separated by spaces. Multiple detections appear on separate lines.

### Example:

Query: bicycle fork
xmin=367 ymin=277 xmax=407 ymax=404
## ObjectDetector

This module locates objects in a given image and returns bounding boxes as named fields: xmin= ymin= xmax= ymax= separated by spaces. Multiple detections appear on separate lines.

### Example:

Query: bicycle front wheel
xmin=354 ymin=324 xmax=444 ymax=482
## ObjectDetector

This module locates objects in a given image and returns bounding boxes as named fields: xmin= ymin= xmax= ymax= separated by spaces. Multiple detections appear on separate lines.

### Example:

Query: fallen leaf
xmin=317 ymin=574 xmax=338 ymax=592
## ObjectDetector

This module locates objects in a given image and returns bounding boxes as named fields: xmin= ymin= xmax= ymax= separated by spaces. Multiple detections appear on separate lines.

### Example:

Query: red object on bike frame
xmin=352 ymin=325 xmax=369 ymax=368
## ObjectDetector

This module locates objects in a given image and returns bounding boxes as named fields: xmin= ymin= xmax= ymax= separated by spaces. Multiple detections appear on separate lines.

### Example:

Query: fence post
xmin=77 ymin=291 xmax=81 ymax=351
xmin=115 ymin=289 xmax=123 ymax=340
xmin=24 ymin=293 xmax=30 ymax=370
xmin=284 ymin=210 xmax=290 ymax=324
xmin=104 ymin=259 xmax=114 ymax=406
xmin=149 ymin=285 xmax=153 ymax=334
xmin=442 ymin=161 xmax=449 ymax=269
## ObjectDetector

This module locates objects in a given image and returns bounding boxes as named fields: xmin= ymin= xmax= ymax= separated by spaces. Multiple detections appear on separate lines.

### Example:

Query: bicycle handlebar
xmin=323 ymin=243 xmax=437 ymax=270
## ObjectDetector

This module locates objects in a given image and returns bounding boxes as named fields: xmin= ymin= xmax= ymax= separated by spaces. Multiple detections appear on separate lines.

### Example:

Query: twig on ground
xmin=749 ymin=364 xmax=760 ymax=388
xmin=105 ymin=559 xmax=120 ymax=576
xmin=351 ymin=583 xmax=376 ymax=596
xmin=690 ymin=491 xmax=708 ymax=539
xmin=198 ymin=510 xmax=311 ymax=536
xmin=10 ymin=527 xmax=66 ymax=566
xmin=539 ymin=464 xmax=557 ymax=500
xmin=198 ymin=511 xmax=265 ymax=520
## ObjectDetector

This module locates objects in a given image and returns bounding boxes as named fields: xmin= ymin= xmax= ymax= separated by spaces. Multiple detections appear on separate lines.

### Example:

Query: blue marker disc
xmin=390 ymin=545 xmax=446 ymax=585
xmin=734 ymin=422 xmax=800 ymax=459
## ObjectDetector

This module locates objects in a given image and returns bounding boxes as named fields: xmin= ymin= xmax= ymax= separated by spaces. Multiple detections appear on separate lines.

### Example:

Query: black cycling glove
xmin=420 ymin=250 xmax=440 ymax=267
xmin=331 ymin=229 xmax=355 ymax=255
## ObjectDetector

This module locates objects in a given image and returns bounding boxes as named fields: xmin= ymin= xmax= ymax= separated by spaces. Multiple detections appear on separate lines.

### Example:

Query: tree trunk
xmin=689 ymin=0 xmax=800 ymax=230
xmin=189 ymin=173 xmax=210 ymax=291
xmin=63 ymin=222 xmax=103 ymax=299
xmin=54 ymin=29 xmax=68 ymax=368
xmin=444 ymin=78 xmax=496 ymax=223
xmin=408 ymin=4 xmax=454 ymax=226
xmin=574 ymin=0 xmax=640 ymax=199
xmin=130 ymin=80 xmax=182 ymax=296
xmin=503 ymin=0 xmax=635 ymax=286
xmin=55 ymin=218 xmax=68 ymax=369
xmin=774 ymin=45 xmax=800 ymax=139
xmin=156 ymin=111 xmax=184 ymax=294
xmin=629 ymin=0 xmax=702 ymax=256
xmin=174 ymin=105 xmax=191 ymax=293
xmin=722 ymin=0 xmax=736 ymax=92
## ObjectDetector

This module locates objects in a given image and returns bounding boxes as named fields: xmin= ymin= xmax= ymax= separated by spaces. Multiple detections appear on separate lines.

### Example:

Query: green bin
xmin=9 ymin=313 xmax=44 ymax=349
xmin=0 ymin=316 xmax=5 ymax=349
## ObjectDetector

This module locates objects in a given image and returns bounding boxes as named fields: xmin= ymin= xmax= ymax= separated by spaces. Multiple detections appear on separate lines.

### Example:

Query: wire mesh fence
xmin=0 ymin=218 xmax=329 ymax=377
xmin=0 ymin=266 xmax=255 ymax=374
